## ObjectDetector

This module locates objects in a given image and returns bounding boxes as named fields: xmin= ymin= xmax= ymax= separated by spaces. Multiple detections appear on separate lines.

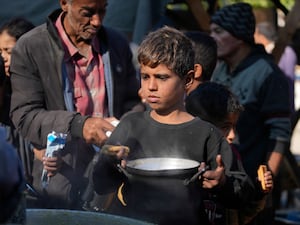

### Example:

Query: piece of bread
xmin=257 ymin=165 xmax=267 ymax=191
xmin=101 ymin=145 xmax=130 ymax=155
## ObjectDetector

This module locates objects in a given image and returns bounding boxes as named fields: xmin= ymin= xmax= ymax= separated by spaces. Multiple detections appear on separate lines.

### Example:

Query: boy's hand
xmin=201 ymin=154 xmax=226 ymax=189
xmin=42 ymin=151 xmax=62 ymax=177
xmin=263 ymin=170 xmax=273 ymax=192
xmin=257 ymin=165 xmax=273 ymax=192
xmin=102 ymin=144 xmax=130 ymax=168
xmin=34 ymin=148 xmax=62 ymax=177
xmin=102 ymin=145 xmax=130 ymax=158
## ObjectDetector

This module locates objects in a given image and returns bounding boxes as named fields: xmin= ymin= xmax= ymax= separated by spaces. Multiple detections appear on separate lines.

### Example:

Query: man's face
xmin=61 ymin=0 xmax=107 ymax=43
xmin=210 ymin=23 xmax=241 ymax=60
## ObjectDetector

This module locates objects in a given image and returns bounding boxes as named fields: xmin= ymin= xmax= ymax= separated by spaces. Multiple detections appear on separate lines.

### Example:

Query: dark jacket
xmin=9 ymin=9 xmax=140 ymax=208
xmin=10 ymin=9 xmax=140 ymax=148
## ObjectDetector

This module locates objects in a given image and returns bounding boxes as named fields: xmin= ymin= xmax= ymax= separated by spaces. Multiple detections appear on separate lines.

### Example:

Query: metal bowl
xmin=126 ymin=157 xmax=200 ymax=177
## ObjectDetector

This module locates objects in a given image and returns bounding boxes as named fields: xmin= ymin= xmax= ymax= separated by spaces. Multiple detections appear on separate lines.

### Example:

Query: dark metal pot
xmin=119 ymin=157 xmax=202 ymax=221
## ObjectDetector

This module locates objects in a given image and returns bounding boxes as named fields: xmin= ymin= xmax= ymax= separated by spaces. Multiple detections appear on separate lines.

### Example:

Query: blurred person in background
xmin=0 ymin=17 xmax=35 ymax=189
xmin=0 ymin=57 xmax=26 ymax=224
xmin=0 ymin=126 xmax=26 ymax=224
xmin=185 ymin=31 xmax=217 ymax=95
xmin=255 ymin=21 xmax=299 ymax=116
xmin=210 ymin=3 xmax=291 ymax=224
xmin=278 ymin=28 xmax=300 ymax=125
xmin=254 ymin=21 xmax=277 ymax=54
xmin=186 ymin=82 xmax=274 ymax=225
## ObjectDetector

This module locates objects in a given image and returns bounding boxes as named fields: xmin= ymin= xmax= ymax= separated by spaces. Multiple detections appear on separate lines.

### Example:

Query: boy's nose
xmin=148 ymin=78 xmax=158 ymax=90
xmin=226 ymin=128 xmax=236 ymax=144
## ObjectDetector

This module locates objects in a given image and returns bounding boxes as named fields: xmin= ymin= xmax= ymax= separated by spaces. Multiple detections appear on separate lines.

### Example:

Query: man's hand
xmin=82 ymin=117 xmax=115 ymax=146
xmin=201 ymin=154 xmax=226 ymax=189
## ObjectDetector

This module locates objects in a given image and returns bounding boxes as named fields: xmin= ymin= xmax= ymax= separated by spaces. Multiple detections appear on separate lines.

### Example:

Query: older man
xmin=10 ymin=0 xmax=141 ymax=209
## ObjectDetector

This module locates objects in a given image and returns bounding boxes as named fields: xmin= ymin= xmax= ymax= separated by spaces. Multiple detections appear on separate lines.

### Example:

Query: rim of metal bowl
xmin=125 ymin=157 xmax=200 ymax=177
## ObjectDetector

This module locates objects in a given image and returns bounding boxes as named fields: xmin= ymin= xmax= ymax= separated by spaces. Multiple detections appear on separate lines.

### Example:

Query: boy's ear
xmin=185 ymin=70 xmax=194 ymax=88
xmin=194 ymin=64 xmax=203 ymax=81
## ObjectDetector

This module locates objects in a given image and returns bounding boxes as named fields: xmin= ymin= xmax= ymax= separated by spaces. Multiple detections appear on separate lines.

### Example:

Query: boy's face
xmin=219 ymin=112 xmax=239 ymax=144
xmin=140 ymin=64 xmax=187 ymax=114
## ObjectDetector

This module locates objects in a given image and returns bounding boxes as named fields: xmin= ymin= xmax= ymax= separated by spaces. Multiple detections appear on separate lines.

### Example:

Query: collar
xmin=226 ymin=44 xmax=271 ymax=77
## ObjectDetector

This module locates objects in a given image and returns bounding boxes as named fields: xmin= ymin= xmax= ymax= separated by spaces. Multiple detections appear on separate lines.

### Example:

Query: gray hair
xmin=256 ymin=22 xmax=277 ymax=42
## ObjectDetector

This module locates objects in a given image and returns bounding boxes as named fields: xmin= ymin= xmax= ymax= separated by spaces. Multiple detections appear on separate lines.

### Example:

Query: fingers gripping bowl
xmin=101 ymin=145 xmax=130 ymax=156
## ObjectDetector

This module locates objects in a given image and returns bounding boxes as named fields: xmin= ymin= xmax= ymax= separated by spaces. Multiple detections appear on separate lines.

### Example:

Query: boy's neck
xmin=150 ymin=109 xmax=194 ymax=124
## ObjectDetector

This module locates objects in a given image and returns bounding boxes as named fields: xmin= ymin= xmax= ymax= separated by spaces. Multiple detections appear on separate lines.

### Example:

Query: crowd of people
xmin=0 ymin=0 xmax=298 ymax=224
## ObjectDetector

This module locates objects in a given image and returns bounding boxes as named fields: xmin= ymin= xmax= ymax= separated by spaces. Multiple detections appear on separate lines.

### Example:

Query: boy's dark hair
xmin=0 ymin=17 xmax=34 ymax=40
xmin=185 ymin=31 xmax=217 ymax=81
xmin=137 ymin=26 xmax=194 ymax=79
xmin=185 ymin=82 xmax=243 ymax=126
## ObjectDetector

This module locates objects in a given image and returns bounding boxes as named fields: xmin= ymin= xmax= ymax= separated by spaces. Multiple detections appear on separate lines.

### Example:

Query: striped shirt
xmin=55 ymin=12 xmax=107 ymax=117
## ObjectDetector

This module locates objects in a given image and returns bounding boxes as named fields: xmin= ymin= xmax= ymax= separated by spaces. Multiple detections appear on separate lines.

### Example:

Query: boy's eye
xmin=156 ymin=75 xmax=168 ymax=80
xmin=141 ymin=74 xmax=149 ymax=80
xmin=220 ymin=124 xmax=230 ymax=130
xmin=220 ymin=126 xmax=230 ymax=132
xmin=219 ymin=123 xmax=233 ymax=133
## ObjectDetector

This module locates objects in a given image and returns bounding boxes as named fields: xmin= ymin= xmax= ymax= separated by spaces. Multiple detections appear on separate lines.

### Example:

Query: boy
xmin=93 ymin=26 xmax=250 ymax=225
xmin=186 ymin=82 xmax=244 ymax=146
xmin=185 ymin=82 xmax=273 ymax=225
xmin=184 ymin=31 xmax=217 ymax=95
